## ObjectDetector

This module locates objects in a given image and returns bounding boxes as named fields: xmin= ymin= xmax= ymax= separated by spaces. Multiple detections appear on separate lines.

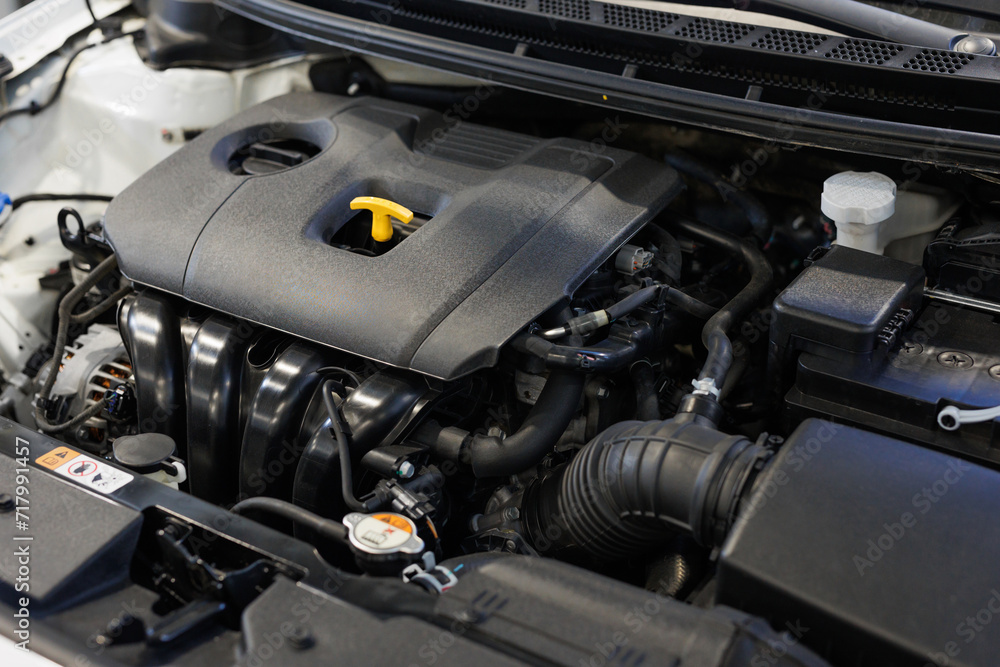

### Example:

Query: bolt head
xmin=396 ymin=461 xmax=415 ymax=479
xmin=937 ymin=351 xmax=974 ymax=369
xmin=287 ymin=625 xmax=314 ymax=650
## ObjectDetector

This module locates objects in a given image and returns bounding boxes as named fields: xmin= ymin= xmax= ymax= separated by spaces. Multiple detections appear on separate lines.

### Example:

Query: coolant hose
xmin=515 ymin=332 xmax=644 ymax=374
xmin=231 ymin=496 xmax=349 ymax=544
xmin=414 ymin=367 xmax=585 ymax=478
xmin=467 ymin=369 xmax=585 ymax=477
xmin=670 ymin=217 xmax=773 ymax=394
xmin=523 ymin=413 xmax=770 ymax=561
xmin=700 ymin=330 xmax=734 ymax=384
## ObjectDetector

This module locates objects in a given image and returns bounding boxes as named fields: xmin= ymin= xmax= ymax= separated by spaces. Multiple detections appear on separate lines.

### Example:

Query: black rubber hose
xmin=518 ymin=333 xmax=643 ymax=374
xmin=320 ymin=380 xmax=372 ymax=512
xmin=662 ymin=286 xmax=718 ymax=320
xmin=606 ymin=285 xmax=658 ymax=320
xmin=544 ymin=285 xmax=714 ymax=339
xmin=466 ymin=368 xmax=585 ymax=477
xmin=413 ymin=364 xmax=585 ymax=478
xmin=665 ymin=152 xmax=773 ymax=243
xmin=699 ymin=330 xmax=734 ymax=384
xmin=669 ymin=217 xmax=773 ymax=389
xmin=231 ymin=496 xmax=349 ymax=544
xmin=607 ymin=285 xmax=717 ymax=321
xmin=523 ymin=414 xmax=770 ymax=560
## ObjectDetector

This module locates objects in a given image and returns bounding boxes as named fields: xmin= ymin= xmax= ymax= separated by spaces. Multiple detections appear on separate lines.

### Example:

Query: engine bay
xmin=3 ymin=4 xmax=1000 ymax=665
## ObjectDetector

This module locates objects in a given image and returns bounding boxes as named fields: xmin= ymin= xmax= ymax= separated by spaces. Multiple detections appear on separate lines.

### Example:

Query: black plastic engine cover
xmin=104 ymin=93 xmax=680 ymax=379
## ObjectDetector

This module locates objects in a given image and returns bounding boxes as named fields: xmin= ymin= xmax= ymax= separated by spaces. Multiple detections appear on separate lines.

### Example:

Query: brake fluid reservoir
xmin=822 ymin=171 xmax=960 ymax=262
xmin=822 ymin=171 xmax=897 ymax=254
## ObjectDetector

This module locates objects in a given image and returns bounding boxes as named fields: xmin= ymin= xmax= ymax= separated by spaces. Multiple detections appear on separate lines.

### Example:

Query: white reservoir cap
xmin=821 ymin=171 xmax=897 ymax=253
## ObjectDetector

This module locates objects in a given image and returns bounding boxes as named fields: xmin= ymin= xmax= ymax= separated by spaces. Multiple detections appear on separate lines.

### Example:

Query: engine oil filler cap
xmin=349 ymin=196 xmax=414 ymax=243
xmin=343 ymin=511 xmax=425 ymax=573
xmin=821 ymin=171 xmax=896 ymax=254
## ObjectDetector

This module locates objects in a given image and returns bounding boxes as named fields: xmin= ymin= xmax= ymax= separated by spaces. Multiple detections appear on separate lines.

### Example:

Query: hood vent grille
xmin=904 ymin=49 xmax=973 ymax=74
xmin=675 ymin=17 xmax=754 ymax=44
xmin=752 ymin=28 xmax=828 ymax=55
xmin=539 ymin=0 xmax=590 ymax=21
xmin=601 ymin=3 xmax=678 ymax=32
xmin=825 ymin=38 xmax=903 ymax=65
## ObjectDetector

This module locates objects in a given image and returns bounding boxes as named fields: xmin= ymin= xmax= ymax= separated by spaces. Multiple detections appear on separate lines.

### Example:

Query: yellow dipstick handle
xmin=350 ymin=196 xmax=414 ymax=243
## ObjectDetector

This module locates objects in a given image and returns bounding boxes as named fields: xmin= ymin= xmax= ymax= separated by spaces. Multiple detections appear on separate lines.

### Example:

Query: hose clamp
xmin=691 ymin=378 xmax=721 ymax=399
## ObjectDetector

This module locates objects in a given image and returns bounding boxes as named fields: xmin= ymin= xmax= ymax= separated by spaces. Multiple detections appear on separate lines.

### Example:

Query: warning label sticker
xmin=372 ymin=513 xmax=414 ymax=533
xmin=36 ymin=446 xmax=80 ymax=470
xmin=37 ymin=449 xmax=134 ymax=494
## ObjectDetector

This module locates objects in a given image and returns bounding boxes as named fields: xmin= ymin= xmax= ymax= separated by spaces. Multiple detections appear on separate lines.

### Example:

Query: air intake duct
xmin=522 ymin=413 xmax=770 ymax=561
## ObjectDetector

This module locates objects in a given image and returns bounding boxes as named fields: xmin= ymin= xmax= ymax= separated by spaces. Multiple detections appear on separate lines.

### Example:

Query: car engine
xmin=3 ymin=3 xmax=1000 ymax=665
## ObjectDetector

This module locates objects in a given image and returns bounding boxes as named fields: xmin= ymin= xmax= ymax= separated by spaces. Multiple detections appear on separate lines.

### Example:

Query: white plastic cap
xmin=821 ymin=171 xmax=897 ymax=225
xmin=822 ymin=171 xmax=897 ymax=253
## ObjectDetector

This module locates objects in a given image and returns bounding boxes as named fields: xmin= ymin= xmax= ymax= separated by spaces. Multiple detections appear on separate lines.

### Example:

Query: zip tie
xmin=691 ymin=377 xmax=721 ymax=399
xmin=938 ymin=404 xmax=1000 ymax=431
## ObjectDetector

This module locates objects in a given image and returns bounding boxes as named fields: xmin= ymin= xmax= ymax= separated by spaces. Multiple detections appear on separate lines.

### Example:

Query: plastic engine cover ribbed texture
xmin=104 ymin=93 xmax=681 ymax=379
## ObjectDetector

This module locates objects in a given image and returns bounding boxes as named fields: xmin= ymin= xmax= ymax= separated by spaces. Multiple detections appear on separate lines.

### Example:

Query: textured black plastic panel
xmin=241 ymin=577 xmax=522 ymax=666
xmin=770 ymin=246 xmax=924 ymax=357
xmin=718 ymin=419 xmax=1000 ymax=666
xmin=105 ymin=93 xmax=680 ymax=379
xmin=432 ymin=555 xmax=828 ymax=666
xmin=0 ymin=443 xmax=141 ymax=610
